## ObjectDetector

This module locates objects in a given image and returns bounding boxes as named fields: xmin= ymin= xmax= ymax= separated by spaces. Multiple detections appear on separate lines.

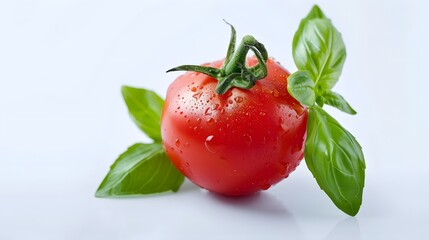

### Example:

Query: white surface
xmin=1 ymin=0 xmax=428 ymax=239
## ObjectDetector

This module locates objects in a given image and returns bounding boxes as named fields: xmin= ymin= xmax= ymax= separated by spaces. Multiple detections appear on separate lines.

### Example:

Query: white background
xmin=1 ymin=0 xmax=428 ymax=239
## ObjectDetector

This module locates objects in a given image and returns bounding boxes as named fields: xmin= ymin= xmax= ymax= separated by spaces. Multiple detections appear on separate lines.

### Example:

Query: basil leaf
xmin=306 ymin=5 xmax=326 ymax=20
xmin=95 ymin=143 xmax=184 ymax=197
xmin=305 ymin=106 xmax=365 ymax=216
xmin=321 ymin=91 xmax=357 ymax=115
xmin=287 ymin=70 xmax=315 ymax=106
xmin=293 ymin=6 xmax=346 ymax=91
xmin=122 ymin=86 xmax=164 ymax=142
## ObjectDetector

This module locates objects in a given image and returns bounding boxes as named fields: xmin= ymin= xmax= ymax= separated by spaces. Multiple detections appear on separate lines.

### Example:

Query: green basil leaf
xmin=321 ymin=91 xmax=357 ymax=115
xmin=95 ymin=143 xmax=184 ymax=197
xmin=287 ymin=70 xmax=316 ymax=106
xmin=305 ymin=106 xmax=365 ymax=216
xmin=122 ymin=86 xmax=164 ymax=142
xmin=306 ymin=5 xmax=326 ymax=20
xmin=293 ymin=6 xmax=346 ymax=91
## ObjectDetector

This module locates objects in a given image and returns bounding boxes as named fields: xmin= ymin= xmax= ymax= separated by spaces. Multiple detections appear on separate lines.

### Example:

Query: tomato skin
xmin=161 ymin=57 xmax=307 ymax=196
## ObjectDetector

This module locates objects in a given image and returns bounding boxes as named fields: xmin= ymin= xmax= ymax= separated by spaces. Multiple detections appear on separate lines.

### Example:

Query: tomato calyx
xmin=167 ymin=21 xmax=268 ymax=95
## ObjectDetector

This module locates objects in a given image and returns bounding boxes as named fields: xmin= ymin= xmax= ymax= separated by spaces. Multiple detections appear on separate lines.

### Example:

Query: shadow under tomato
xmin=205 ymin=191 xmax=292 ymax=217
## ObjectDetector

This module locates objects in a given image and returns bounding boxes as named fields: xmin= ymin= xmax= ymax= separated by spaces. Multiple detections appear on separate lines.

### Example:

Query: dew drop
xmin=196 ymin=118 xmax=202 ymax=123
xmin=192 ymin=92 xmax=203 ymax=100
xmin=234 ymin=96 xmax=243 ymax=103
xmin=291 ymin=144 xmax=302 ymax=153
xmin=205 ymin=135 xmax=217 ymax=153
xmin=226 ymin=91 xmax=233 ymax=97
xmin=204 ymin=108 xmax=212 ymax=116
xmin=278 ymin=162 xmax=290 ymax=176
xmin=292 ymin=101 xmax=306 ymax=115
xmin=212 ymin=103 xmax=220 ymax=110
xmin=207 ymin=118 xmax=215 ymax=125
xmin=175 ymin=139 xmax=181 ymax=147
xmin=228 ymin=100 xmax=233 ymax=104
xmin=272 ymin=89 xmax=280 ymax=97
xmin=243 ymin=134 xmax=252 ymax=146
xmin=191 ymin=87 xmax=197 ymax=92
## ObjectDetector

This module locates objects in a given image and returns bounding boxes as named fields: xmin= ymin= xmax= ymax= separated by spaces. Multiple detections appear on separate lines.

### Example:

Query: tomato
xmin=161 ymin=57 xmax=307 ymax=196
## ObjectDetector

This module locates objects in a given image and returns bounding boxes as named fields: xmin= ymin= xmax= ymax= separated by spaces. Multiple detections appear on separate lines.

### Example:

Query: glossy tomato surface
xmin=161 ymin=57 xmax=307 ymax=196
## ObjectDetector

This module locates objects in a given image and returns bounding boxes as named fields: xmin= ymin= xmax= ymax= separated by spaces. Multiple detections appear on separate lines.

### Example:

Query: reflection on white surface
xmin=1 ymin=0 xmax=429 ymax=239
xmin=325 ymin=218 xmax=360 ymax=240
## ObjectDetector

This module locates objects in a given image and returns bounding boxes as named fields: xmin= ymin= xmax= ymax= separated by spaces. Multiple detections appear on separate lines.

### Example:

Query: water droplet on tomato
xmin=278 ymin=162 xmax=290 ymax=176
xmin=192 ymin=92 xmax=202 ymax=100
xmin=196 ymin=118 xmax=202 ymax=123
xmin=212 ymin=103 xmax=220 ymax=110
xmin=272 ymin=89 xmax=280 ymax=97
xmin=228 ymin=99 xmax=233 ymax=104
xmin=291 ymin=144 xmax=302 ymax=153
xmin=234 ymin=96 xmax=243 ymax=103
xmin=207 ymin=118 xmax=215 ymax=125
xmin=175 ymin=139 xmax=181 ymax=147
xmin=191 ymin=87 xmax=197 ymax=92
xmin=292 ymin=101 xmax=306 ymax=115
xmin=243 ymin=134 xmax=252 ymax=145
xmin=205 ymin=135 xmax=217 ymax=153
xmin=220 ymin=108 xmax=226 ymax=114
xmin=226 ymin=91 xmax=233 ymax=97
xmin=204 ymin=108 xmax=212 ymax=116
xmin=281 ymin=122 xmax=289 ymax=131
xmin=259 ymin=112 xmax=266 ymax=116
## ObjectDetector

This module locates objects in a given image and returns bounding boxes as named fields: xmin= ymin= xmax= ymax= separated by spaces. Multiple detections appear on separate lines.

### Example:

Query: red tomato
xmin=161 ymin=57 xmax=307 ymax=196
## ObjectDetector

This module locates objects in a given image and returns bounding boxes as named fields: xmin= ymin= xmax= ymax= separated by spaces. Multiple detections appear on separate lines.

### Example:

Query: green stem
xmin=167 ymin=23 xmax=269 ymax=95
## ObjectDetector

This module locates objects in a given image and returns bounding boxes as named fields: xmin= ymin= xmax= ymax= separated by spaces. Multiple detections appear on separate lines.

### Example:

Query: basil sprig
xmin=288 ymin=5 xmax=365 ymax=216
xmin=95 ymin=86 xmax=184 ymax=197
